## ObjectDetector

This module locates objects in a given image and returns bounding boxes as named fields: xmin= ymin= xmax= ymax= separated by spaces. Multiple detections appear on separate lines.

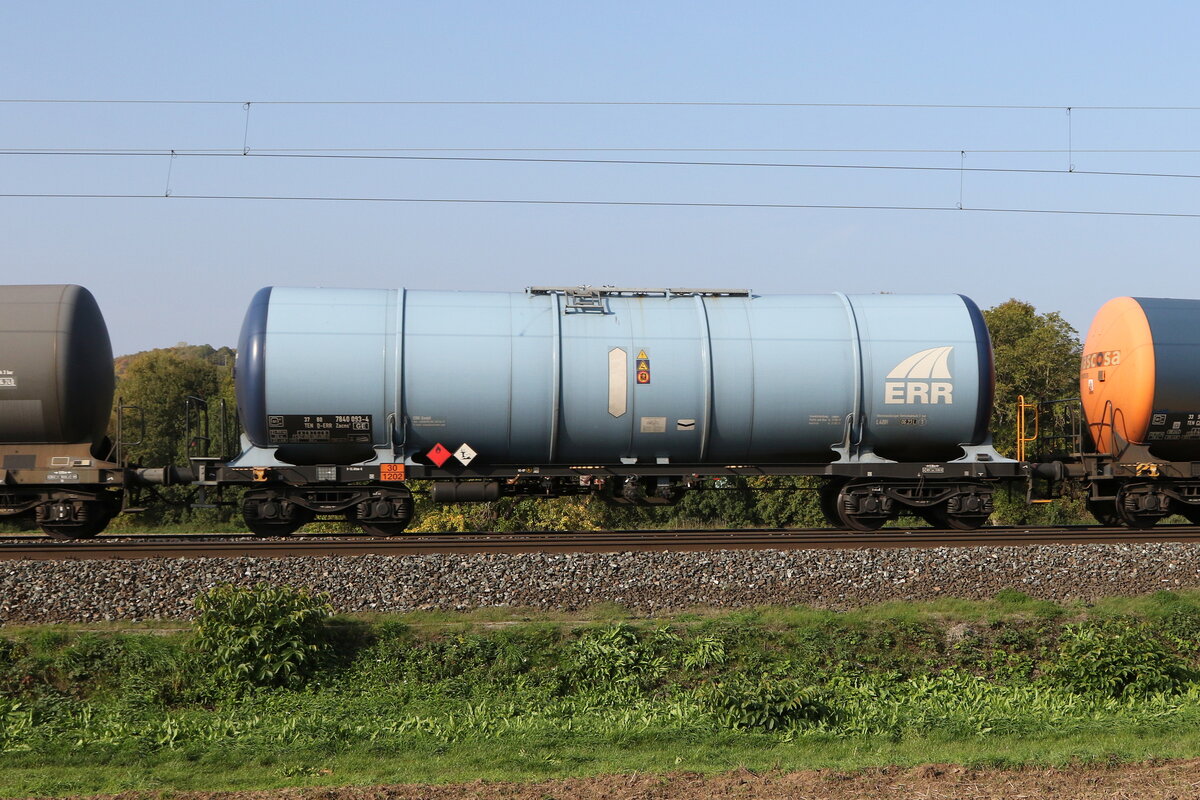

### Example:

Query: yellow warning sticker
xmin=636 ymin=349 xmax=651 ymax=384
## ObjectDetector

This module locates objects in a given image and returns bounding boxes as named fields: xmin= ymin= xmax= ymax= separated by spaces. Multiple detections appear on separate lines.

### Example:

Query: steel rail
xmin=3 ymin=526 xmax=1200 ymax=560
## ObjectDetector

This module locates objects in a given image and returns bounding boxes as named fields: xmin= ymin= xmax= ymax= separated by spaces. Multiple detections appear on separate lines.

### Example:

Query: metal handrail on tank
xmin=1086 ymin=399 xmax=1116 ymax=456
xmin=1101 ymin=401 xmax=1139 ymax=461
xmin=184 ymin=395 xmax=238 ymax=508
xmin=185 ymin=395 xmax=237 ymax=461
xmin=527 ymin=286 xmax=751 ymax=298
xmin=1018 ymin=396 xmax=1086 ymax=462
xmin=1039 ymin=398 xmax=1083 ymax=456
xmin=185 ymin=396 xmax=211 ymax=459
xmin=113 ymin=400 xmax=145 ymax=467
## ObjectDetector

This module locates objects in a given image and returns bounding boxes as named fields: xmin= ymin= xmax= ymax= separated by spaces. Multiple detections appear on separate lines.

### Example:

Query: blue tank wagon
xmin=218 ymin=285 xmax=1021 ymax=535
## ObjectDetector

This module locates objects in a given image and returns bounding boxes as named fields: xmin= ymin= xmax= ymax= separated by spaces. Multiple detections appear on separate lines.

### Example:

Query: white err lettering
xmin=930 ymin=382 xmax=953 ymax=403
xmin=884 ymin=381 xmax=954 ymax=405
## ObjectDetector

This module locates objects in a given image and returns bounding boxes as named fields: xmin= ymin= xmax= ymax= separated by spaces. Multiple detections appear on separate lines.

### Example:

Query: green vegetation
xmin=4 ymin=588 xmax=1200 ymax=795
xmin=110 ymin=343 xmax=243 ymax=531
xmin=193 ymin=583 xmax=333 ymax=690
xmin=407 ymin=476 xmax=829 ymax=534
xmin=982 ymin=299 xmax=1081 ymax=455
xmin=115 ymin=344 xmax=237 ymax=469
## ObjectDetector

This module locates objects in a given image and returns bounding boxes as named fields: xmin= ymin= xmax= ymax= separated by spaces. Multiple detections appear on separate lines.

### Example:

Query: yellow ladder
xmin=1016 ymin=395 xmax=1055 ymax=503
xmin=1015 ymin=394 xmax=1039 ymax=463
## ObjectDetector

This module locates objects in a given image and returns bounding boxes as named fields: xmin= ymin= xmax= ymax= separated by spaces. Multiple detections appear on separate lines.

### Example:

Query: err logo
xmin=883 ymin=346 xmax=954 ymax=405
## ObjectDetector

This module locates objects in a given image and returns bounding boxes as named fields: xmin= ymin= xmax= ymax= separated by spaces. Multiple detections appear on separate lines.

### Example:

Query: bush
xmin=566 ymin=624 xmax=674 ymax=695
xmin=193 ymin=583 xmax=332 ymax=692
xmin=699 ymin=677 xmax=835 ymax=731
xmin=1049 ymin=619 xmax=1193 ymax=698
xmin=751 ymin=477 xmax=827 ymax=528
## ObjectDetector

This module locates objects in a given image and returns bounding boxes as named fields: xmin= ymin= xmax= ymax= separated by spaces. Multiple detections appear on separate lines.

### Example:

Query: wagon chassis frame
xmin=209 ymin=457 xmax=1026 ymax=535
xmin=212 ymin=458 xmax=1026 ymax=486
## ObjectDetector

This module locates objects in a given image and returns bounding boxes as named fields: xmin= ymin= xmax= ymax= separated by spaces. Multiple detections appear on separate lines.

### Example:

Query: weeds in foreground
xmin=5 ymin=589 xmax=1200 ymax=793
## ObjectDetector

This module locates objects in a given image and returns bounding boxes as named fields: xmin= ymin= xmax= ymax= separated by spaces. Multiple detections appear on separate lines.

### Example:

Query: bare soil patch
xmin=43 ymin=759 xmax=1200 ymax=800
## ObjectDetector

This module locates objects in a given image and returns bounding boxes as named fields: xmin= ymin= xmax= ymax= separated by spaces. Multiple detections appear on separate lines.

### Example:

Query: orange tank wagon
xmin=1047 ymin=296 xmax=1200 ymax=527
xmin=1081 ymin=297 xmax=1200 ymax=460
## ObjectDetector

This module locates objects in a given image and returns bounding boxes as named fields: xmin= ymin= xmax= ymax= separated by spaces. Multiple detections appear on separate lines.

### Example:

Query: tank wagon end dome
xmin=1081 ymin=296 xmax=1200 ymax=458
xmin=0 ymin=284 xmax=114 ymax=447
xmin=958 ymin=293 xmax=995 ymax=446
xmin=236 ymin=287 xmax=273 ymax=448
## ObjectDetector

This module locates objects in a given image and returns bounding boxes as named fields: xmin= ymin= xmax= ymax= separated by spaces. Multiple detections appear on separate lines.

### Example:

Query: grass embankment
xmin=5 ymin=590 xmax=1200 ymax=796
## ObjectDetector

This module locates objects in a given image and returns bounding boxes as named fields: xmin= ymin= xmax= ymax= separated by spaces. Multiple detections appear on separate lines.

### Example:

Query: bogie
xmin=821 ymin=479 xmax=994 ymax=531
xmin=240 ymin=484 xmax=415 ymax=537
xmin=36 ymin=498 xmax=115 ymax=540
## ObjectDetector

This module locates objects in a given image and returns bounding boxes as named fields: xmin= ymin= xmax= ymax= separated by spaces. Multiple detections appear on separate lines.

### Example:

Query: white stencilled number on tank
xmin=0 ymin=369 xmax=14 ymax=388
xmin=268 ymin=414 xmax=374 ymax=443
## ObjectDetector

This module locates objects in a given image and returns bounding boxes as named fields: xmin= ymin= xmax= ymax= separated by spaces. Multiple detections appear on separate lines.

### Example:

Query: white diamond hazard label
xmin=453 ymin=443 xmax=477 ymax=466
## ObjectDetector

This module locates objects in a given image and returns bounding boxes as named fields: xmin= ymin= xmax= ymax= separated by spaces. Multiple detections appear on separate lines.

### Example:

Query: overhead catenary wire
xmin=6 ymin=148 xmax=1200 ymax=181
xmin=4 ymin=192 xmax=1200 ymax=219
xmin=7 ymin=102 xmax=1200 ymax=219
xmin=6 ymin=98 xmax=1200 ymax=110
xmin=10 ymin=147 xmax=1200 ymax=154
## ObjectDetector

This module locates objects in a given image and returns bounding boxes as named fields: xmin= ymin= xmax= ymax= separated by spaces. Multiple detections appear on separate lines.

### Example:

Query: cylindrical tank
xmin=235 ymin=287 xmax=994 ymax=467
xmin=0 ymin=285 xmax=114 ymax=446
xmin=1081 ymin=296 xmax=1200 ymax=459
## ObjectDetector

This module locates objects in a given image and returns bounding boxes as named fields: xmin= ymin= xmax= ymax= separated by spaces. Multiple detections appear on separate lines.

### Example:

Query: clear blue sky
xmin=3 ymin=1 xmax=1199 ymax=355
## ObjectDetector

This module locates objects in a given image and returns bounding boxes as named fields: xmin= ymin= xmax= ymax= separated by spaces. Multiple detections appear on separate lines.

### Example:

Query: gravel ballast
xmin=3 ymin=543 xmax=1200 ymax=624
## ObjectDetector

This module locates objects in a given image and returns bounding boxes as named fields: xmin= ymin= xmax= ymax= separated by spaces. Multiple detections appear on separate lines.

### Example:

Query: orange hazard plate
xmin=379 ymin=464 xmax=406 ymax=481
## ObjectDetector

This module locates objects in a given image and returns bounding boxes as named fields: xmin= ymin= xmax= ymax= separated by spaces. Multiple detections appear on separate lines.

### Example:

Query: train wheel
xmin=1085 ymin=499 xmax=1121 ymax=526
xmin=834 ymin=482 xmax=890 ymax=532
xmin=354 ymin=492 xmax=415 ymax=536
xmin=242 ymin=498 xmax=313 ymax=537
xmin=1115 ymin=485 xmax=1166 ymax=529
xmin=37 ymin=501 xmax=111 ymax=540
xmin=39 ymin=515 xmax=109 ymax=539
xmin=819 ymin=480 xmax=846 ymax=527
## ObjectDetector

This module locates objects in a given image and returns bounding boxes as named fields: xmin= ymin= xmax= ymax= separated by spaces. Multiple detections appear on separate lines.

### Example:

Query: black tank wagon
xmin=0 ymin=285 xmax=126 ymax=536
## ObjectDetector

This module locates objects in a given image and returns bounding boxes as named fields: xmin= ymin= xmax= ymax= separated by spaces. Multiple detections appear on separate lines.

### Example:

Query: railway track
xmin=3 ymin=525 xmax=1200 ymax=560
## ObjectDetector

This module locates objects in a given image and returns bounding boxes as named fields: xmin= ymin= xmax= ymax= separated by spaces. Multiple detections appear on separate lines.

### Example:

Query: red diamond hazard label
xmin=427 ymin=443 xmax=452 ymax=467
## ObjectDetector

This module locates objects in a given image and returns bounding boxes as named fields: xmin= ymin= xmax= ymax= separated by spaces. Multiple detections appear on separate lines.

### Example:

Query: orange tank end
xmin=1079 ymin=297 xmax=1155 ymax=455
